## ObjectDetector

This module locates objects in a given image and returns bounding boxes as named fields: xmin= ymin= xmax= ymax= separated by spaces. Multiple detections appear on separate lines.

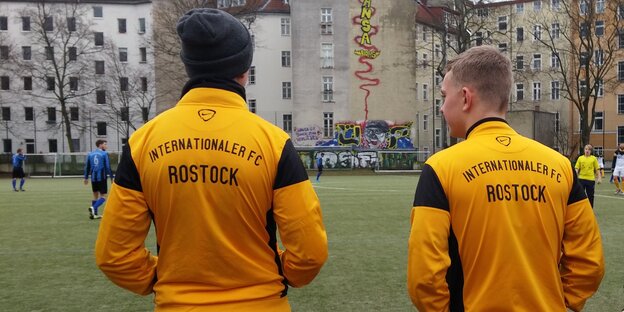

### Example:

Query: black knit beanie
xmin=177 ymin=8 xmax=253 ymax=79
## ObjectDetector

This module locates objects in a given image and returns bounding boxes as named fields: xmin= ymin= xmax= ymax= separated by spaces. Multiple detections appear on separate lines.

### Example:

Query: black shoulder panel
xmin=114 ymin=143 xmax=143 ymax=192
xmin=413 ymin=164 xmax=450 ymax=211
xmin=273 ymin=139 xmax=309 ymax=190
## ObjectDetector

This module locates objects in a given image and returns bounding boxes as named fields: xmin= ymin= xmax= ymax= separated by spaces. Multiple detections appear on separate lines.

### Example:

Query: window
xmin=120 ymin=77 xmax=128 ymax=92
xmin=321 ymin=43 xmax=333 ymax=68
xmin=138 ymin=18 xmax=146 ymax=33
xmin=498 ymin=43 xmax=508 ymax=53
xmin=555 ymin=112 xmax=560 ymax=134
xmin=415 ymin=83 xmax=418 ymax=100
xmin=96 ymin=122 xmax=107 ymax=136
xmin=435 ymin=99 xmax=441 ymax=117
xmin=551 ymin=23 xmax=560 ymax=39
xmin=25 ymin=107 xmax=33 ymax=121
xmin=0 ymin=46 xmax=8 ymax=60
xmin=620 ymin=127 xmax=624 ymax=150
xmin=533 ymin=25 xmax=541 ymax=41
xmin=22 ymin=17 xmax=30 ymax=31
xmin=47 ymin=107 xmax=56 ymax=122
xmin=281 ymin=51 xmax=291 ymax=67
xmin=46 ymin=76 xmax=55 ymax=91
xmin=119 ymin=47 xmax=127 ymax=62
xmin=248 ymin=99 xmax=256 ymax=113
xmin=580 ymin=0 xmax=588 ymax=15
xmin=498 ymin=16 xmax=508 ymax=31
xmin=580 ymin=51 xmax=590 ymax=66
xmin=282 ymin=82 xmax=292 ymax=99
xmin=477 ymin=8 xmax=489 ymax=17
xmin=533 ymin=0 xmax=541 ymax=11
xmin=0 ymin=76 xmax=8 ymax=90
xmin=70 ymin=107 xmax=79 ymax=121
xmin=120 ymin=106 xmax=129 ymax=121
xmin=323 ymin=112 xmax=334 ymax=137
xmin=1 ymin=107 xmax=10 ymax=121
xmin=475 ymin=32 xmax=483 ymax=46
xmin=594 ymin=0 xmax=604 ymax=13
xmin=44 ymin=17 xmax=53 ymax=31
xmin=596 ymin=21 xmax=604 ymax=37
xmin=596 ymin=79 xmax=604 ymax=97
xmin=532 ymin=54 xmax=541 ymax=70
xmin=68 ymin=46 xmax=76 ymax=61
xmin=140 ymin=77 xmax=148 ymax=92
xmin=619 ymin=62 xmax=624 ymax=80
xmin=95 ymin=61 xmax=105 ymax=74
xmin=594 ymin=111 xmax=603 ymax=131
xmin=516 ymin=27 xmax=524 ymax=41
xmin=579 ymin=80 xmax=588 ymax=95
xmin=48 ymin=139 xmax=57 ymax=153
xmin=69 ymin=77 xmax=78 ymax=91
xmin=118 ymin=19 xmax=126 ymax=33
xmin=533 ymin=82 xmax=541 ymax=101
xmin=618 ymin=94 xmax=624 ymax=114
xmin=516 ymin=3 xmax=524 ymax=13
xmin=94 ymin=32 xmax=104 ymax=46
xmin=23 ymin=77 xmax=32 ymax=90
xmin=423 ymin=114 xmax=428 ymax=130
xmin=580 ymin=23 xmax=589 ymax=38
xmin=321 ymin=8 xmax=333 ymax=35
xmin=22 ymin=46 xmax=31 ymax=60
xmin=141 ymin=107 xmax=149 ymax=122
xmin=595 ymin=49 xmax=604 ymax=66
xmin=423 ymin=83 xmax=429 ymax=101
xmin=435 ymin=44 xmax=441 ymax=58
xmin=283 ymin=114 xmax=292 ymax=132
xmin=248 ymin=66 xmax=256 ymax=84
xmin=322 ymin=76 xmax=333 ymax=102
xmin=0 ymin=16 xmax=7 ymax=31
xmin=24 ymin=139 xmax=34 ymax=154
xmin=516 ymin=55 xmax=524 ymax=70
xmin=281 ymin=18 xmax=290 ymax=36
xmin=67 ymin=17 xmax=76 ymax=32
xmin=516 ymin=83 xmax=524 ymax=100
xmin=93 ymin=6 xmax=103 ymax=18
xmin=139 ymin=47 xmax=147 ymax=62
xmin=551 ymin=81 xmax=560 ymax=100
xmin=435 ymin=129 xmax=441 ymax=148
xmin=3 ymin=139 xmax=11 ymax=153
xmin=551 ymin=52 xmax=559 ymax=68
xmin=551 ymin=0 xmax=560 ymax=10
xmin=96 ymin=90 xmax=106 ymax=104
xmin=619 ymin=30 xmax=624 ymax=49
xmin=45 ymin=47 xmax=54 ymax=60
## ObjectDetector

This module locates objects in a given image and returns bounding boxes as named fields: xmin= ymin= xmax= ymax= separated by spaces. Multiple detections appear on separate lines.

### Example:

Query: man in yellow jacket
xmin=95 ymin=8 xmax=328 ymax=311
xmin=575 ymin=144 xmax=602 ymax=207
xmin=408 ymin=46 xmax=604 ymax=311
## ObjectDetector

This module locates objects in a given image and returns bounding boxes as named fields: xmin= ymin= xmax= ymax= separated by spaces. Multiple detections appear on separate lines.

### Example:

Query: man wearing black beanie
xmin=96 ymin=8 xmax=328 ymax=312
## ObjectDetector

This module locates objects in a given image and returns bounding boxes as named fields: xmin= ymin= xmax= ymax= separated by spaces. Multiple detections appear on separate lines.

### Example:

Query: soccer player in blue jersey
xmin=12 ymin=148 xmax=26 ymax=192
xmin=315 ymin=153 xmax=324 ymax=182
xmin=84 ymin=139 xmax=113 ymax=219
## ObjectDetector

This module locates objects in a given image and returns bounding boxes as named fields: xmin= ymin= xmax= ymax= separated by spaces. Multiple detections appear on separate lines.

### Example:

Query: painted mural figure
xmin=362 ymin=120 xmax=389 ymax=148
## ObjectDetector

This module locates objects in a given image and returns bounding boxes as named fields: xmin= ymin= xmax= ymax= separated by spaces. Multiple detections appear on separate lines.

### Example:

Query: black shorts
xmin=91 ymin=180 xmax=108 ymax=194
xmin=318 ymin=165 xmax=323 ymax=173
xmin=12 ymin=167 xmax=25 ymax=179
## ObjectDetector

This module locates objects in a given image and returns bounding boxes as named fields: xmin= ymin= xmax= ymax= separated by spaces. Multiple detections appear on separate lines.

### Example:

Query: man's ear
xmin=461 ymin=87 xmax=472 ymax=112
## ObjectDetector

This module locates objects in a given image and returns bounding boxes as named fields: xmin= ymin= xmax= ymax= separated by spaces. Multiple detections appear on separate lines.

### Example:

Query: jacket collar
xmin=466 ymin=117 xmax=515 ymax=139
xmin=177 ymin=87 xmax=248 ymax=110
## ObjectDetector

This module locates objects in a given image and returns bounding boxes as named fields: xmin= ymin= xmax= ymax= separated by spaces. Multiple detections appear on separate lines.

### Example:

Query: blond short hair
xmin=445 ymin=45 xmax=513 ymax=112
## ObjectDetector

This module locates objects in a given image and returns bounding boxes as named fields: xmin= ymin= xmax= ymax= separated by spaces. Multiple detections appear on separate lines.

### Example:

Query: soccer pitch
xmin=0 ymin=175 xmax=622 ymax=311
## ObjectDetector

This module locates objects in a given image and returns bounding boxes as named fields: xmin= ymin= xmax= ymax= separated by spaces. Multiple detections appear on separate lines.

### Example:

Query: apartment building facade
xmin=0 ymin=0 xmax=153 ymax=154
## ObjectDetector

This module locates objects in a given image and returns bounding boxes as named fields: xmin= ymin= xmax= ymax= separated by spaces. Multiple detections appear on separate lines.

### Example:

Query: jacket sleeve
xmin=561 ymin=170 xmax=605 ymax=311
xmin=95 ymin=144 xmax=157 ymax=295
xmin=272 ymin=140 xmax=328 ymax=288
xmin=407 ymin=164 xmax=452 ymax=311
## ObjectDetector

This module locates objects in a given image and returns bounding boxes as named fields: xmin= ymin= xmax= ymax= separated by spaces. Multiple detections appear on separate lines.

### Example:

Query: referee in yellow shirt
xmin=575 ymin=144 xmax=602 ymax=207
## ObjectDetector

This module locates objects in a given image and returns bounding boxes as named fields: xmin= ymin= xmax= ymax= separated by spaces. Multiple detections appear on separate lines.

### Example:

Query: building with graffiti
xmin=291 ymin=0 xmax=418 ymax=149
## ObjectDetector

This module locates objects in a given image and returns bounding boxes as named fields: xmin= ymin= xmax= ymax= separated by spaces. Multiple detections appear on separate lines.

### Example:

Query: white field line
xmin=312 ymin=184 xmax=410 ymax=193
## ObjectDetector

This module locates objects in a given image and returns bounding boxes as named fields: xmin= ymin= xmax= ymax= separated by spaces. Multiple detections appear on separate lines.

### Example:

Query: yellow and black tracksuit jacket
xmin=95 ymin=85 xmax=328 ymax=311
xmin=408 ymin=118 xmax=604 ymax=312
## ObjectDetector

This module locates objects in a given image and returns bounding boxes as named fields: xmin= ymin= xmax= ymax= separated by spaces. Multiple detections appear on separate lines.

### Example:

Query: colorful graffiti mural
xmin=297 ymin=149 xmax=423 ymax=170
xmin=353 ymin=0 xmax=380 ymax=121
xmin=316 ymin=120 xmax=413 ymax=149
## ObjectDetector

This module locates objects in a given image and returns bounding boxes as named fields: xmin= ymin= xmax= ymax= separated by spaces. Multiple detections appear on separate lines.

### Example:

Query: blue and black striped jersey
xmin=84 ymin=149 xmax=113 ymax=182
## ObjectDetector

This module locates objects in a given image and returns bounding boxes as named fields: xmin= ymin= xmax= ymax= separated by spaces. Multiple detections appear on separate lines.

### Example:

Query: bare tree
xmin=151 ymin=0 xmax=266 ymax=111
xmin=13 ymin=2 xmax=99 ymax=152
xmin=98 ymin=40 xmax=155 ymax=140
xmin=527 ymin=0 xmax=623 ymax=150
